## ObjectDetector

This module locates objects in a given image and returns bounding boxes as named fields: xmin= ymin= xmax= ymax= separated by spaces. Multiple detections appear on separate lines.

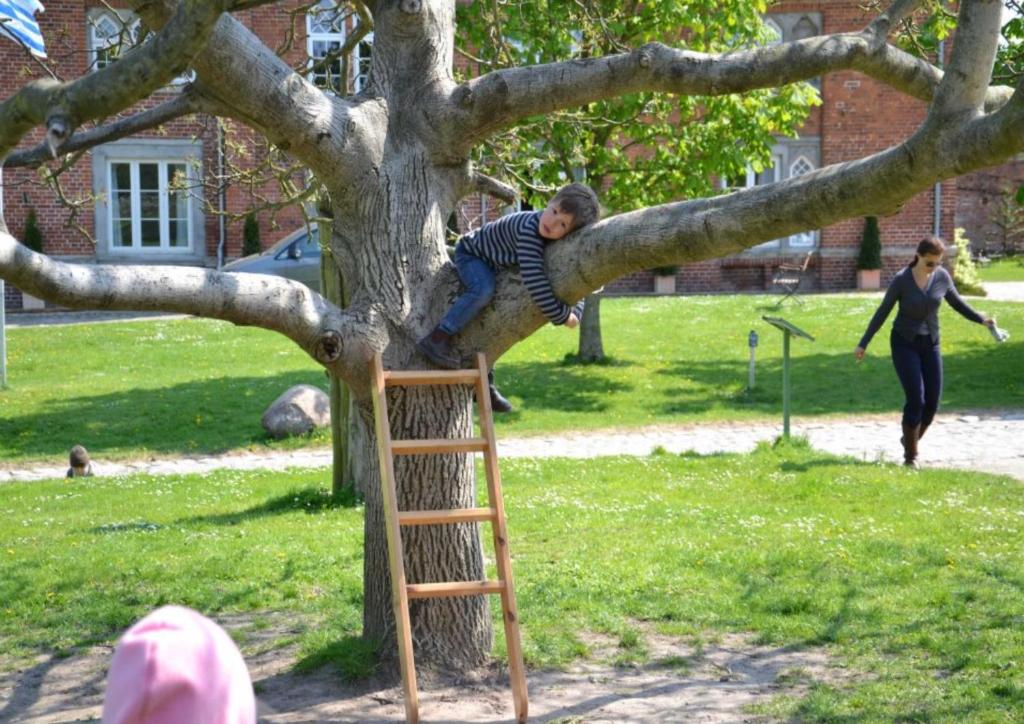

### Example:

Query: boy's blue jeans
xmin=439 ymin=246 xmax=496 ymax=335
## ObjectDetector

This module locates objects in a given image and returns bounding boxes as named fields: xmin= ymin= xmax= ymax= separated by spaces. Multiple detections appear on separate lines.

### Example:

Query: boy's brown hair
xmin=552 ymin=183 xmax=600 ymax=231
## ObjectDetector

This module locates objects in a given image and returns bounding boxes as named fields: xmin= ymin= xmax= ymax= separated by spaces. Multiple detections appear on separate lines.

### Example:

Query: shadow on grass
xmin=493 ymin=359 xmax=635 ymax=419
xmin=293 ymin=634 xmax=381 ymax=679
xmin=177 ymin=485 xmax=360 ymax=527
xmin=0 ymin=371 xmax=328 ymax=463
xmin=654 ymin=343 xmax=1024 ymax=417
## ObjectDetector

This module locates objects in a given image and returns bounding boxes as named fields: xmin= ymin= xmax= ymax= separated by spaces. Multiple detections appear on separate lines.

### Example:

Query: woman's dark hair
xmin=909 ymin=235 xmax=946 ymax=268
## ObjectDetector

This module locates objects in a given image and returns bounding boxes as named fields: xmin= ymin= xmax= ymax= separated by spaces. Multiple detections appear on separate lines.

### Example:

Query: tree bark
xmin=577 ymin=293 xmax=604 ymax=363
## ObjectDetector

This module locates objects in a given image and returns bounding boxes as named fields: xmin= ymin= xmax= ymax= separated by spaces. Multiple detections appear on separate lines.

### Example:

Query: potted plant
xmin=21 ymin=209 xmax=46 ymax=309
xmin=856 ymin=215 xmax=882 ymax=290
xmin=651 ymin=265 xmax=679 ymax=295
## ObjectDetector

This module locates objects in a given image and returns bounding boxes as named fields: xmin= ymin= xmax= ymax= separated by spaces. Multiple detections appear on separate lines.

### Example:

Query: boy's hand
xmin=565 ymin=313 xmax=580 ymax=329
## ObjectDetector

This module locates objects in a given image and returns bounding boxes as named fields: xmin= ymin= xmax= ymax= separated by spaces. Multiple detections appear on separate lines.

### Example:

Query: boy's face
xmin=538 ymin=203 xmax=575 ymax=240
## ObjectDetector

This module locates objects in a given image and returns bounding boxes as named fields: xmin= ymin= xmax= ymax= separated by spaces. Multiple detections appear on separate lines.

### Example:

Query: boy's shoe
xmin=489 ymin=383 xmax=513 ymax=413
xmin=417 ymin=328 xmax=460 ymax=369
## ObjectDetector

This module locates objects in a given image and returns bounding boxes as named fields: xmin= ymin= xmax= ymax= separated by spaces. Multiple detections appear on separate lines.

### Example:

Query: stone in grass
xmin=261 ymin=385 xmax=331 ymax=439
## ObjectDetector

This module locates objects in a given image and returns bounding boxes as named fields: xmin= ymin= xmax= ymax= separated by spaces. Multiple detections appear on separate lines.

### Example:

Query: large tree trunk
xmin=577 ymin=293 xmax=604 ymax=362
xmin=355 ymin=387 xmax=492 ymax=669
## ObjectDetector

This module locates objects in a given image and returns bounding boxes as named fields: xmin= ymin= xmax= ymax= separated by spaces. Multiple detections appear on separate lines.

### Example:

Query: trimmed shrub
xmin=22 ymin=208 xmax=43 ymax=253
xmin=857 ymin=216 xmax=882 ymax=270
xmin=242 ymin=212 xmax=261 ymax=256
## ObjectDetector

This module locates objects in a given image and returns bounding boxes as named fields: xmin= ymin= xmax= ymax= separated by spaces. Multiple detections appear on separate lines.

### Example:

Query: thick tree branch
xmin=451 ymin=21 xmax=1014 ymax=147
xmin=0 ymin=232 xmax=384 ymax=388
xmin=932 ymin=0 xmax=1004 ymax=117
xmin=131 ymin=1 xmax=374 ymax=184
xmin=452 ymin=87 xmax=1024 ymax=361
xmin=0 ymin=0 xmax=230 ymax=158
xmin=5 ymin=92 xmax=200 ymax=169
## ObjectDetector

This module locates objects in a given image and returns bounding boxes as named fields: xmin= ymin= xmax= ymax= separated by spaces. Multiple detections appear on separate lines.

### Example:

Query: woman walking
xmin=854 ymin=236 xmax=995 ymax=468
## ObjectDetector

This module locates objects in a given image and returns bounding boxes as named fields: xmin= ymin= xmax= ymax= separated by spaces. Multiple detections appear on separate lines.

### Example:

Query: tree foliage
xmin=456 ymin=0 xmax=820 ymax=212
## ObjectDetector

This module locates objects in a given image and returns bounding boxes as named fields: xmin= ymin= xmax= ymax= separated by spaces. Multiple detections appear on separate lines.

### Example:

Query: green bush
xmin=951 ymin=227 xmax=986 ymax=296
xmin=856 ymin=216 xmax=882 ymax=270
xmin=22 ymin=208 xmax=43 ymax=253
xmin=242 ymin=212 xmax=261 ymax=256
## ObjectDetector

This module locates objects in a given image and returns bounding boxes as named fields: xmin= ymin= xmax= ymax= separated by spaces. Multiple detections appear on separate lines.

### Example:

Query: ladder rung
xmin=383 ymin=369 xmax=481 ymax=386
xmin=406 ymin=581 xmax=506 ymax=599
xmin=391 ymin=438 xmax=488 ymax=455
xmin=398 ymin=507 xmax=497 ymax=526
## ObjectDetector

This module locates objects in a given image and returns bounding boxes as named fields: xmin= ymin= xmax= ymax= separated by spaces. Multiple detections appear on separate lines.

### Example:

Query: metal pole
xmin=1 ymin=278 xmax=6 ymax=389
xmin=747 ymin=330 xmax=758 ymax=391
xmin=782 ymin=329 xmax=791 ymax=438
xmin=1 ymin=164 xmax=6 ymax=389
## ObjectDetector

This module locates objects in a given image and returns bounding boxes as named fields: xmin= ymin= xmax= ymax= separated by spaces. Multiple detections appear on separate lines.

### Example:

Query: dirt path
xmin=0 ymin=615 xmax=852 ymax=723
xmin=4 ymin=408 xmax=1023 ymax=484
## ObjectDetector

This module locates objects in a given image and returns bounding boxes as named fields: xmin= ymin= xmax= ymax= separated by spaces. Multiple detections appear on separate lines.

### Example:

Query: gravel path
xmin=3 ymin=409 xmax=1022 ymax=483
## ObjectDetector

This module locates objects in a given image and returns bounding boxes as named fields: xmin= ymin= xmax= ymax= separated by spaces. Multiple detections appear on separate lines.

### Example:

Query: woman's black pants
xmin=890 ymin=332 xmax=943 ymax=428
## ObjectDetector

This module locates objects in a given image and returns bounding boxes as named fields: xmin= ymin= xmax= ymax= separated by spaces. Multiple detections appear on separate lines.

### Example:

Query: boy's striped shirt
xmin=458 ymin=211 xmax=582 ymax=325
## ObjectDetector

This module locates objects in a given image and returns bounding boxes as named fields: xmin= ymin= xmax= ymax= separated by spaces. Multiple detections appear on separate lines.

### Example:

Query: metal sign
xmin=761 ymin=315 xmax=815 ymax=438
xmin=762 ymin=316 xmax=815 ymax=342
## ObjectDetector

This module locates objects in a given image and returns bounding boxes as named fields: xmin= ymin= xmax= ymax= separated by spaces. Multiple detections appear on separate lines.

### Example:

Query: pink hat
xmin=102 ymin=605 xmax=256 ymax=724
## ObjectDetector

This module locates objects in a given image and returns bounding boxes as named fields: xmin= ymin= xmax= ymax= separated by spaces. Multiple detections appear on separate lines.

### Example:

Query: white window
xmin=88 ymin=11 xmax=140 ymax=71
xmin=88 ymin=10 xmax=193 ymax=84
xmin=108 ymin=160 xmax=194 ymax=253
xmin=353 ymin=32 xmax=374 ymax=92
xmin=787 ymin=155 xmax=817 ymax=247
xmin=723 ymin=143 xmax=820 ymax=251
xmin=307 ymin=0 xmax=347 ymax=93
xmin=763 ymin=18 xmax=783 ymax=46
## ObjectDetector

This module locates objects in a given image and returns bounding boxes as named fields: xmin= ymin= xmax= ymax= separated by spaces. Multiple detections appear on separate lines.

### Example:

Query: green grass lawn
xmin=2 ymin=294 xmax=1022 ymax=464
xmin=978 ymin=256 xmax=1024 ymax=282
xmin=2 ymin=444 xmax=1022 ymax=720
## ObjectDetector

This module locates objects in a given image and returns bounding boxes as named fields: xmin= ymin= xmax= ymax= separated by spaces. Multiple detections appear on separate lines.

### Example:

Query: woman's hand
xmin=565 ymin=313 xmax=579 ymax=329
xmin=854 ymin=346 xmax=866 ymax=362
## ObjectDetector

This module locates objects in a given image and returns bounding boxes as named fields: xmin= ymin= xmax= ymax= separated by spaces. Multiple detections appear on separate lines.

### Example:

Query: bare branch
xmin=0 ymin=231 xmax=383 ymax=386
xmin=451 ymin=28 xmax=1015 ymax=147
xmin=131 ymin=2 xmax=368 ymax=183
xmin=454 ymin=87 xmax=1024 ymax=361
xmin=0 ymin=0 xmax=231 ymax=158
xmin=6 ymin=92 xmax=200 ymax=169
xmin=865 ymin=0 xmax=927 ymax=42
xmin=472 ymin=172 xmax=518 ymax=204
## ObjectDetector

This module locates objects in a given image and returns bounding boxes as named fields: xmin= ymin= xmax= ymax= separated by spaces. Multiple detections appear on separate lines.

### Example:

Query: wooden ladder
xmin=370 ymin=351 xmax=528 ymax=724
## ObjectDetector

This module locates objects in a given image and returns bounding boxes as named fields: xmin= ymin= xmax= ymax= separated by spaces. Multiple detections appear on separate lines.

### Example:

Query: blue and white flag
xmin=0 ymin=0 xmax=46 ymax=58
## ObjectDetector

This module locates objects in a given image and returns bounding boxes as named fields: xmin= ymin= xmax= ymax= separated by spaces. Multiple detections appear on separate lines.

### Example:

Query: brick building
xmin=1 ymin=1 xmax=1019 ymax=310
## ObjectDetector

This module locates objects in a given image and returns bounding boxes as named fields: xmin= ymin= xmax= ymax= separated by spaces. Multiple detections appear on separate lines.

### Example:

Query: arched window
xmin=88 ymin=11 xmax=139 ymax=71
xmin=763 ymin=18 xmax=783 ymax=46
xmin=788 ymin=155 xmax=818 ymax=247
xmin=792 ymin=16 xmax=819 ymax=41
xmin=790 ymin=155 xmax=814 ymax=179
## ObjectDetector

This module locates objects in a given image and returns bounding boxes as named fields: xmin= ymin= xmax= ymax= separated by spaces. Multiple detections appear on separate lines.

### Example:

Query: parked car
xmin=221 ymin=226 xmax=322 ymax=292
